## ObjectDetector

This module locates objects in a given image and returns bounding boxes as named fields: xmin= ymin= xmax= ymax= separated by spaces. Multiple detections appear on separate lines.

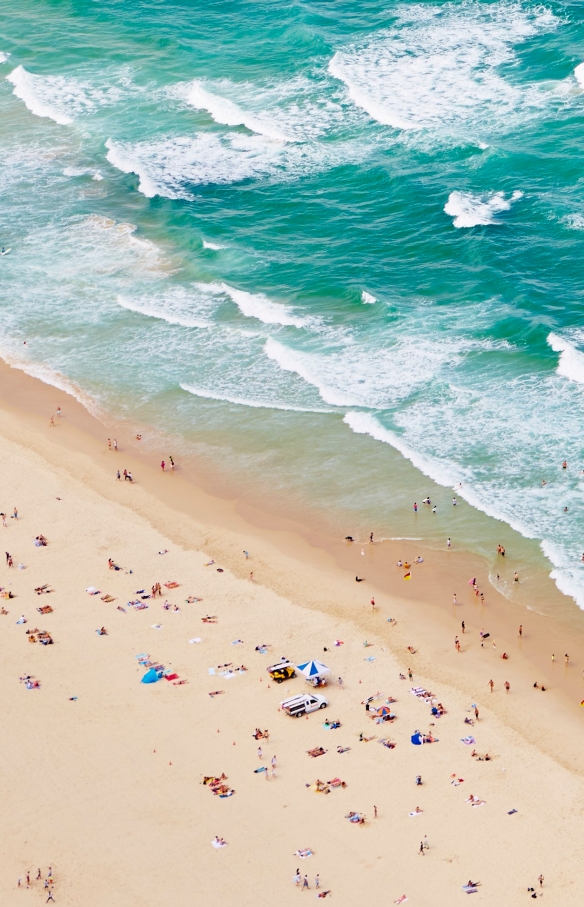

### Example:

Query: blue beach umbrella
xmin=296 ymin=660 xmax=330 ymax=678
xmin=410 ymin=733 xmax=423 ymax=745
xmin=141 ymin=668 xmax=159 ymax=684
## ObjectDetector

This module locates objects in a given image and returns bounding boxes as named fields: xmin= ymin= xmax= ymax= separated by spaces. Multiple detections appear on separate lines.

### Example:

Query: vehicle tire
xmin=296 ymin=711 xmax=304 ymax=718
xmin=319 ymin=703 xmax=327 ymax=709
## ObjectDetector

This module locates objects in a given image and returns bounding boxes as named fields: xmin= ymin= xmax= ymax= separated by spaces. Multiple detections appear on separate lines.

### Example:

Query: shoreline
xmin=1 ymin=356 xmax=584 ymax=755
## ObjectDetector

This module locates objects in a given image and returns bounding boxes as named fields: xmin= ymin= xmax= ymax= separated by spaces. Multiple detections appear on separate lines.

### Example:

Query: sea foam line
xmin=180 ymin=383 xmax=333 ymax=414
xmin=186 ymin=80 xmax=293 ymax=142
xmin=0 ymin=350 xmax=103 ymax=418
xmin=206 ymin=283 xmax=311 ymax=328
xmin=7 ymin=65 xmax=73 ymax=125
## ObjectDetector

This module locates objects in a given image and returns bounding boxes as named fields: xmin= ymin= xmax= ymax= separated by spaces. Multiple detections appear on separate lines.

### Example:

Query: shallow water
xmin=1 ymin=1 xmax=584 ymax=603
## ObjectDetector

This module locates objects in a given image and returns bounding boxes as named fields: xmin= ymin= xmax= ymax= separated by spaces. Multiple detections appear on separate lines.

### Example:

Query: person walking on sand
xmin=161 ymin=460 xmax=165 ymax=471
xmin=50 ymin=416 xmax=55 ymax=427
xmin=315 ymin=874 xmax=320 ymax=889
xmin=108 ymin=438 xmax=111 ymax=450
xmin=514 ymin=572 xmax=519 ymax=583
xmin=519 ymin=625 xmax=523 ymax=639
xmin=113 ymin=438 xmax=117 ymax=451
xmin=249 ymin=572 xmax=254 ymax=582
xmin=294 ymin=870 xmax=301 ymax=887
xmin=46 ymin=893 xmax=55 ymax=903
xmin=369 ymin=532 xmax=374 ymax=544
xmin=447 ymin=537 xmax=451 ymax=548
xmin=303 ymin=874 xmax=310 ymax=890
xmin=419 ymin=841 xmax=425 ymax=856
xmin=461 ymin=620 xmax=465 ymax=634
xmin=371 ymin=597 xmax=376 ymax=611
xmin=116 ymin=470 xmax=121 ymax=481
xmin=505 ymin=681 xmax=510 ymax=693
xmin=474 ymin=706 xmax=479 ymax=720
xmin=257 ymin=746 xmax=262 ymax=760
xmin=374 ymin=804 xmax=378 ymax=818
xmin=538 ymin=875 xmax=544 ymax=889
xmin=489 ymin=679 xmax=494 ymax=693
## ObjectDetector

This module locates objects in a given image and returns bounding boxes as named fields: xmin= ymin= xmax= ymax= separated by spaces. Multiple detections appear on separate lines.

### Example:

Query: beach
xmin=2 ymin=367 xmax=584 ymax=906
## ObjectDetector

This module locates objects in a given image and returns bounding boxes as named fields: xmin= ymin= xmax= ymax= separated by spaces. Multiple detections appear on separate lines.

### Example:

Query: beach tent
xmin=410 ymin=732 xmax=423 ymax=745
xmin=141 ymin=668 xmax=159 ymax=684
xmin=296 ymin=660 xmax=330 ymax=679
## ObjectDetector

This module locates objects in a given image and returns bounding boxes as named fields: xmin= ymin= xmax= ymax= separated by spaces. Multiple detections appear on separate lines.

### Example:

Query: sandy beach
xmin=2 ymin=363 xmax=584 ymax=906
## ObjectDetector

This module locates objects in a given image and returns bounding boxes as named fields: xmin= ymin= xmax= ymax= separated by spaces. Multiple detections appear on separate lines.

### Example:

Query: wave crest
xmin=444 ymin=190 xmax=523 ymax=227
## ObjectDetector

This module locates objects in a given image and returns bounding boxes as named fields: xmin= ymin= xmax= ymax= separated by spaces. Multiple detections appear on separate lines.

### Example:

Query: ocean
xmin=1 ymin=1 xmax=584 ymax=605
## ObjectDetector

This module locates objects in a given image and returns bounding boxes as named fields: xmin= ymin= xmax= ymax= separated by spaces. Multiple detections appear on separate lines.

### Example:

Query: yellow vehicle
xmin=267 ymin=661 xmax=296 ymax=683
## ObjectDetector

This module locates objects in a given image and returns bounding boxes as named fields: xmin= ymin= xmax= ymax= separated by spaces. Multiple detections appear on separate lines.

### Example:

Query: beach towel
xmin=165 ymin=673 xmax=179 ymax=681
xmin=211 ymin=839 xmax=227 ymax=848
xmin=293 ymin=849 xmax=314 ymax=858
xmin=189 ymin=638 xmax=202 ymax=644
xmin=508 ymin=809 xmax=518 ymax=815
xmin=461 ymin=736 xmax=476 ymax=745
xmin=165 ymin=581 xmax=180 ymax=588
xmin=151 ymin=624 xmax=162 ymax=630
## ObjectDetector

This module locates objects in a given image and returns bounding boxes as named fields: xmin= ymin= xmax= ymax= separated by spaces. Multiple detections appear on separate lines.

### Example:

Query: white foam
xmin=8 ymin=65 xmax=73 ymax=125
xmin=186 ymin=81 xmax=293 ymax=142
xmin=444 ymin=190 xmax=523 ymax=227
xmin=564 ymin=213 xmax=584 ymax=231
xmin=575 ymin=62 xmax=584 ymax=88
xmin=344 ymin=411 xmax=463 ymax=487
xmin=7 ymin=65 xmax=123 ymax=125
xmin=328 ymin=3 xmax=558 ymax=141
xmin=548 ymin=333 xmax=584 ymax=386
xmin=180 ymin=382 xmax=332 ymax=413
xmin=104 ymin=131 xmax=364 ymax=199
xmin=117 ymin=290 xmax=213 ymax=329
xmin=203 ymin=240 xmax=225 ymax=250
xmin=0 ymin=349 xmax=103 ymax=418
xmin=265 ymin=338 xmax=359 ymax=407
xmin=0 ymin=52 xmax=10 ymax=64
xmin=361 ymin=291 xmax=377 ymax=304
xmin=206 ymin=283 xmax=310 ymax=328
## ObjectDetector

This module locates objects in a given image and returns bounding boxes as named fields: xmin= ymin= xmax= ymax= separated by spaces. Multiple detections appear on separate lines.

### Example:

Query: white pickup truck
xmin=280 ymin=693 xmax=328 ymax=717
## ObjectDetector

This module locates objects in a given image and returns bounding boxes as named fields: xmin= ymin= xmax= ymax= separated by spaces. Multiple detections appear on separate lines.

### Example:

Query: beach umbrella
xmin=374 ymin=706 xmax=392 ymax=718
xmin=141 ymin=668 xmax=159 ymax=684
xmin=410 ymin=732 xmax=423 ymax=746
xmin=296 ymin=660 xmax=330 ymax=678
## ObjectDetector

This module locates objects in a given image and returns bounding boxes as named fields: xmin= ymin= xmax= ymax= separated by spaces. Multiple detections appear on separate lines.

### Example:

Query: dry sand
xmin=1 ymin=368 xmax=584 ymax=906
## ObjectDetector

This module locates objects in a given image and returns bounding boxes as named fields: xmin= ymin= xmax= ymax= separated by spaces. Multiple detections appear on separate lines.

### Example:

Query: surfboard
xmin=1 ymin=248 xmax=11 ymax=256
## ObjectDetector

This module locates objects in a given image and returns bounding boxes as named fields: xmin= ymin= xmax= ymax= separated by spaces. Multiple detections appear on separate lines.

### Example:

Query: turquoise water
xmin=1 ymin=1 xmax=584 ymax=601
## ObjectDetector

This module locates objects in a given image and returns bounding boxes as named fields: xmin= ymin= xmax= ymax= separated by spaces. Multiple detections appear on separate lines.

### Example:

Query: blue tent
xmin=141 ymin=668 xmax=159 ymax=684
xmin=410 ymin=733 xmax=423 ymax=745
